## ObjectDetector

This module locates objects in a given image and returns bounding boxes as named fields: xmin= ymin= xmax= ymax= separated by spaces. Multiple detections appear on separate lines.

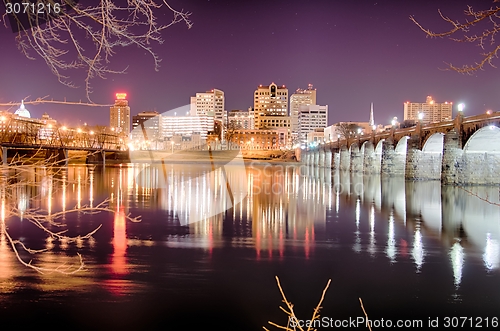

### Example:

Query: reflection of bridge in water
xmin=302 ymin=166 xmax=500 ymax=285
xmin=0 ymin=116 xmax=128 ymax=165
xmin=303 ymin=112 xmax=500 ymax=184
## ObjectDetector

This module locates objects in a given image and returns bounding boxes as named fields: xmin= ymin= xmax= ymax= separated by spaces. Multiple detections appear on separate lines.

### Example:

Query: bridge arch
xmin=375 ymin=139 xmax=385 ymax=155
xmin=395 ymin=136 xmax=409 ymax=154
xmin=464 ymin=126 xmax=500 ymax=153
xmin=422 ymin=133 xmax=444 ymax=154
xmin=461 ymin=126 xmax=500 ymax=184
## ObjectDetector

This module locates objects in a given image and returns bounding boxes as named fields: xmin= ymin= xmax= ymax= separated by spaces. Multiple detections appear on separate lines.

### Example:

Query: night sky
xmin=0 ymin=0 xmax=499 ymax=127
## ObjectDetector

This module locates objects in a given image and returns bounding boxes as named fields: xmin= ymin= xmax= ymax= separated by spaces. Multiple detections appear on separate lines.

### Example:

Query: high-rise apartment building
xmin=404 ymin=96 xmax=453 ymax=124
xmin=253 ymin=83 xmax=288 ymax=129
xmin=110 ymin=93 xmax=131 ymax=135
xmin=298 ymin=104 xmax=328 ymax=143
xmin=190 ymin=89 xmax=225 ymax=130
xmin=290 ymin=84 xmax=316 ymax=139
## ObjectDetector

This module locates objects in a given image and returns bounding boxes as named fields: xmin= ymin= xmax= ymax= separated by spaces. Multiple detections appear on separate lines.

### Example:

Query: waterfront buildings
xmin=290 ymin=84 xmax=316 ymax=140
xmin=227 ymin=109 xmax=254 ymax=130
xmin=404 ymin=96 xmax=452 ymax=123
xmin=190 ymin=89 xmax=225 ymax=131
xmin=253 ymin=83 xmax=288 ymax=129
xmin=130 ymin=111 xmax=160 ymax=147
xmin=110 ymin=93 xmax=131 ymax=135
xmin=226 ymin=128 xmax=287 ymax=150
xmin=298 ymin=104 xmax=328 ymax=143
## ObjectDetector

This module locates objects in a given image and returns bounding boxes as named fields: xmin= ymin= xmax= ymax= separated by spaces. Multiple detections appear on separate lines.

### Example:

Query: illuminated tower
xmin=110 ymin=93 xmax=131 ymax=135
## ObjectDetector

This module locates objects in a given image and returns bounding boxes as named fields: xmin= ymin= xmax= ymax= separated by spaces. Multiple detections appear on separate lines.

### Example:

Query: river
xmin=0 ymin=161 xmax=499 ymax=330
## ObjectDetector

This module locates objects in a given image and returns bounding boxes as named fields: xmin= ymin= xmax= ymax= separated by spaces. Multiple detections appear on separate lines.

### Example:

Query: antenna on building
xmin=369 ymin=102 xmax=374 ymax=127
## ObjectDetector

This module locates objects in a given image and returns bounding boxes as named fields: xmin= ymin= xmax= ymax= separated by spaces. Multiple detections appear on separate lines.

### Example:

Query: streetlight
xmin=391 ymin=117 xmax=398 ymax=127
xmin=458 ymin=103 xmax=465 ymax=113
xmin=418 ymin=112 xmax=424 ymax=121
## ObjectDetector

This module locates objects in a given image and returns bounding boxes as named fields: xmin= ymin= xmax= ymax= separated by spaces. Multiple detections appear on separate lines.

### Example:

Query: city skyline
xmin=0 ymin=0 xmax=498 ymax=127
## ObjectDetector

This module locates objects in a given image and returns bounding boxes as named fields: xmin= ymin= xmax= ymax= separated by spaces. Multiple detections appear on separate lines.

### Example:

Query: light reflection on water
xmin=0 ymin=163 xmax=499 ymax=326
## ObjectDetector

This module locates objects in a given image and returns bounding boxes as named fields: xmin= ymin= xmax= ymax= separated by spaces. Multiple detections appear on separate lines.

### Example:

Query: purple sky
xmin=0 ymin=0 xmax=499 ymax=127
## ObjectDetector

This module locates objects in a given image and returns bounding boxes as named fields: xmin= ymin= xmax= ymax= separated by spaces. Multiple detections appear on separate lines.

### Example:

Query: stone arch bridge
xmin=301 ymin=112 xmax=500 ymax=185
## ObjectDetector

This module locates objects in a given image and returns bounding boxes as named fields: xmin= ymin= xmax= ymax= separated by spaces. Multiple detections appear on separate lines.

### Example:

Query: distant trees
xmin=410 ymin=1 xmax=500 ymax=73
xmin=335 ymin=122 xmax=362 ymax=140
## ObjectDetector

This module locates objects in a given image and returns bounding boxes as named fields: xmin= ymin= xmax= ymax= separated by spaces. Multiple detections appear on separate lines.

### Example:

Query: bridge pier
xmin=86 ymin=150 xmax=107 ymax=165
xmin=319 ymin=150 xmax=325 ymax=167
xmin=406 ymin=135 xmax=442 ymax=180
xmin=325 ymin=150 xmax=332 ymax=169
xmin=339 ymin=146 xmax=350 ymax=171
xmin=441 ymin=130 xmax=463 ymax=185
xmin=362 ymin=142 xmax=379 ymax=174
xmin=350 ymin=145 xmax=363 ymax=173
xmin=381 ymin=140 xmax=395 ymax=175
xmin=313 ymin=151 xmax=319 ymax=167
xmin=332 ymin=151 xmax=340 ymax=170
xmin=1 ymin=147 xmax=7 ymax=166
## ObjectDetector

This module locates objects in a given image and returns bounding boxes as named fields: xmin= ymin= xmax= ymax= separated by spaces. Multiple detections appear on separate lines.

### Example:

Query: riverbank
xmin=128 ymin=149 xmax=298 ymax=164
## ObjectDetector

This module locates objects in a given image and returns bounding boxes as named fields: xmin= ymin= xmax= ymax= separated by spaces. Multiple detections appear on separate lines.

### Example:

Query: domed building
xmin=14 ymin=100 xmax=31 ymax=118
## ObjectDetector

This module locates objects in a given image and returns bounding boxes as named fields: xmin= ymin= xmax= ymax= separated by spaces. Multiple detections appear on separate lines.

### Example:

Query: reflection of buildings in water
xmin=189 ymin=216 xmax=223 ymax=251
xmin=111 ymin=207 xmax=127 ymax=275
xmin=249 ymin=165 xmax=330 ymax=258
xmin=133 ymin=162 xmax=247 ymax=227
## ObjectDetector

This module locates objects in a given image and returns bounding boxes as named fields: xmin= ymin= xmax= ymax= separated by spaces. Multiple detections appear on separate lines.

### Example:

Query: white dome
xmin=14 ymin=100 xmax=31 ymax=118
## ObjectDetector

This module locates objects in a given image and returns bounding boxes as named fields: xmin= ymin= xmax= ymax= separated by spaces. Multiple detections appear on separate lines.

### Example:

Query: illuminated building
xmin=227 ymin=128 xmax=288 ymax=150
xmin=298 ymin=104 xmax=328 ymax=143
xmin=404 ymin=96 xmax=452 ymax=123
xmin=227 ymin=108 xmax=254 ymax=130
xmin=190 ymin=89 xmax=225 ymax=131
xmin=110 ymin=93 xmax=131 ymax=135
xmin=290 ymin=84 xmax=316 ymax=140
xmin=131 ymin=111 xmax=160 ymax=146
xmin=253 ymin=83 xmax=288 ymax=129
xmin=14 ymin=100 xmax=31 ymax=118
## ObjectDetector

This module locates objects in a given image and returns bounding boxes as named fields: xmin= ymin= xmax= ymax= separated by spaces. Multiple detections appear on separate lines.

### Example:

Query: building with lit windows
xmin=190 ymin=89 xmax=225 ymax=130
xmin=253 ymin=83 xmax=288 ymax=129
xmin=129 ymin=111 xmax=161 ymax=149
xmin=298 ymin=104 xmax=328 ymax=143
xmin=290 ymin=84 xmax=316 ymax=140
xmin=404 ymin=96 xmax=452 ymax=124
xmin=110 ymin=93 xmax=131 ymax=135
xmin=227 ymin=128 xmax=288 ymax=150
xmin=227 ymin=109 xmax=254 ymax=130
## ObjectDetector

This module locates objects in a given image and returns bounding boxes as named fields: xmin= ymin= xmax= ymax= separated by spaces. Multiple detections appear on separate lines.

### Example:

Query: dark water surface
xmin=0 ymin=163 xmax=499 ymax=330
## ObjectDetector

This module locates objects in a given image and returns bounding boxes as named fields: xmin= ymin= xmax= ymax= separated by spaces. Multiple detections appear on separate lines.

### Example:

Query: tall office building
xmin=298 ymin=104 xmax=328 ymax=143
xmin=190 ymin=89 xmax=225 ymax=130
xmin=110 ymin=93 xmax=131 ymax=135
xmin=404 ymin=96 xmax=453 ymax=123
xmin=253 ymin=83 xmax=288 ymax=129
xmin=290 ymin=84 xmax=317 ymax=139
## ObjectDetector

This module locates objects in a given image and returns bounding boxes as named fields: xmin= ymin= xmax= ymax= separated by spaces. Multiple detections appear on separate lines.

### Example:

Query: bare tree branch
xmin=1 ymin=0 xmax=192 ymax=101
xmin=410 ymin=1 xmax=500 ymax=73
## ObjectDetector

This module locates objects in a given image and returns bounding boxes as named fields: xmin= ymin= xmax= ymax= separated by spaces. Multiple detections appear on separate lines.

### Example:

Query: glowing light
xmin=458 ymin=103 xmax=465 ymax=112
xmin=116 ymin=93 xmax=127 ymax=100
xmin=89 ymin=130 xmax=95 ymax=135
xmin=487 ymin=110 xmax=492 ymax=115
xmin=61 ymin=126 xmax=67 ymax=131
xmin=77 ymin=128 xmax=82 ymax=133
xmin=418 ymin=112 xmax=424 ymax=120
